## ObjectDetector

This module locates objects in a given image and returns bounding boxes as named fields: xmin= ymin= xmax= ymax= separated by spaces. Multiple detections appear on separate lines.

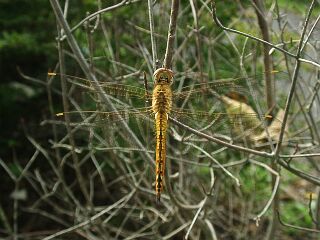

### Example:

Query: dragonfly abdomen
xmin=152 ymin=89 xmax=171 ymax=202
xmin=154 ymin=112 xmax=168 ymax=202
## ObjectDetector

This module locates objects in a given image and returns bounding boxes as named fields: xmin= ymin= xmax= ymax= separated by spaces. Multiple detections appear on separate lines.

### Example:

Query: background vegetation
xmin=1 ymin=0 xmax=320 ymax=239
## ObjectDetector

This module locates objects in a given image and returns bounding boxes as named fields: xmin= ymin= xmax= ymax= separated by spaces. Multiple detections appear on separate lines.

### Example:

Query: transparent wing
xmin=56 ymin=107 xmax=154 ymax=126
xmin=50 ymin=71 xmax=288 ymax=103
xmin=169 ymin=94 xmax=275 ymax=144
xmin=51 ymin=71 xmax=287 ymax=145
xmin=172 ymin=71 xmax=288 ymax=99
xmin=64 ymin=74 xmax=151 ymax=100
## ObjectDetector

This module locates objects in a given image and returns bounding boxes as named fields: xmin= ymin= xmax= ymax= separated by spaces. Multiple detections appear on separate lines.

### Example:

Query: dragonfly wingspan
xmin=52 ymin=70 xmax=286 ymax=144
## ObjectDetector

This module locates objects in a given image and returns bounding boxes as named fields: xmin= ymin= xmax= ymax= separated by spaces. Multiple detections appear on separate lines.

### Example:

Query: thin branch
xmin=277 ymin=211 xmax=320 ymax=233
xmin=164 ymin=157 xmax=203 ymax=210
xmin=250 ymin=159 xmax=280 ymax=226
xmin=42 ymin=191 xmax=135 ymax=240
xmin=210 ymin=0 xmax=296 ymax=58
xmin=277 ymin=158 xmax=320 ymax=186
xmin=275 ymin=0 xmax=317 ymax=155
xmin=280 ymin=153 xmax=320 ymax=158
xmin=56 ymin=20 xmax=90 ymax=203
xmin=0 ymin=158 xmax=17 ymax=181
xmin=170 ymin=117 xmax=274 ymax=158
xmin=184 ymin=179 xmax=215 ymax=240
xmin=148 ymin=0 xmax=158 ymax=69
xmin=49 ymin=0 xmax=153 ymax=166
xmin=60 ymin=0 xmax=141 ymax=41
xmin=162 ymin=221 xmax=191 ymax=240
xmin=252 ymin=0 xmax=275 ymax=111
xmin=186 ymin=143 xmax=240 ymax=186
xmin=163 ymin=0 xmax=180 ymax=69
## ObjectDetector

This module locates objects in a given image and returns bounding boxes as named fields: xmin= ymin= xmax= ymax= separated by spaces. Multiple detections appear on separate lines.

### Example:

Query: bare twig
xmin=252 ymin=0 xmax=275 ymax=111
xmin=43 ymin=191 xmax=135 ymax=240
xmin=275 ymin=0 xmax=317 ymax=155
xmin=49 ymin=0 xmax=153 ymax=166
xmin=250 ymin=159 xmax=280 ymax=226
xmin=277 ymin=211 xmax=320 ymax=233
xmin=56 ymin=21 xmax=90 ymax=203
xmin=184 ymin=178 xmax=215 ymax=239
xmin=210 ymin=0 xmax=296 ymax=58
xmin=170 ymin=117 xmax=273 ymax=158
xmin=186 ymin=142 xmax=240 ymax=186
xmin=148 ymin=0 xmax=158 ymax=69
xmin=163 ymin=0 xmax=180 ymax=68
xmin=60 ymin=0 xmax=141 ymax=41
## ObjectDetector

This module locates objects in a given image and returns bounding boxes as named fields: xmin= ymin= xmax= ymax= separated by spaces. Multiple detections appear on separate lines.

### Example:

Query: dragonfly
xmin=49 ymin=69 xmax=283 ymax=202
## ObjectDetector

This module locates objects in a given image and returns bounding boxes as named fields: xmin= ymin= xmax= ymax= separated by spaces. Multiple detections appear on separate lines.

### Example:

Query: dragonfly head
xmin=153 ymin=68 xmax=174 ymax=86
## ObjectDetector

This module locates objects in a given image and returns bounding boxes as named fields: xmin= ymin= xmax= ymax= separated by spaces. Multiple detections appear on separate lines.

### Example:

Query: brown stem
xmin=190 ymin=0 xmax=205 ymax=84
xmin=56 ymin=25 xmax=90 ymax=204
xmin=274 ymin=0 xmax=316 ymax=155
xmin=252 ymin=1 xmax=278 ymax=238
xmin=252 ymin=0 xmax=274 ymax=112
xmin=163 ymin=0 xmax=180 ymax=69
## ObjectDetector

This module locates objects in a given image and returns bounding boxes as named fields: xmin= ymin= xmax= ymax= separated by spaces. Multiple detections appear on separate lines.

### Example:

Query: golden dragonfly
xmin=50 ymin=68 xmax=285 ymax=202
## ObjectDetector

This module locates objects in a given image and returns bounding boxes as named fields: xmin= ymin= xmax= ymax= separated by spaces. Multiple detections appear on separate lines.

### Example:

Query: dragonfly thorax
xmin=152 ymin=68 xmax=173 ymax=115
xmin=152 ymin=85 xmax=173 ymax=115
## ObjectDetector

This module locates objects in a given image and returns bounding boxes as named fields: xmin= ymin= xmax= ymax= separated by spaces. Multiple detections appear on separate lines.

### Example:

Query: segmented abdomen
xmin=155 ymin=112 xmax=168 ymax=202
xmin=152 ymin=85 xmax=172 ymax=202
